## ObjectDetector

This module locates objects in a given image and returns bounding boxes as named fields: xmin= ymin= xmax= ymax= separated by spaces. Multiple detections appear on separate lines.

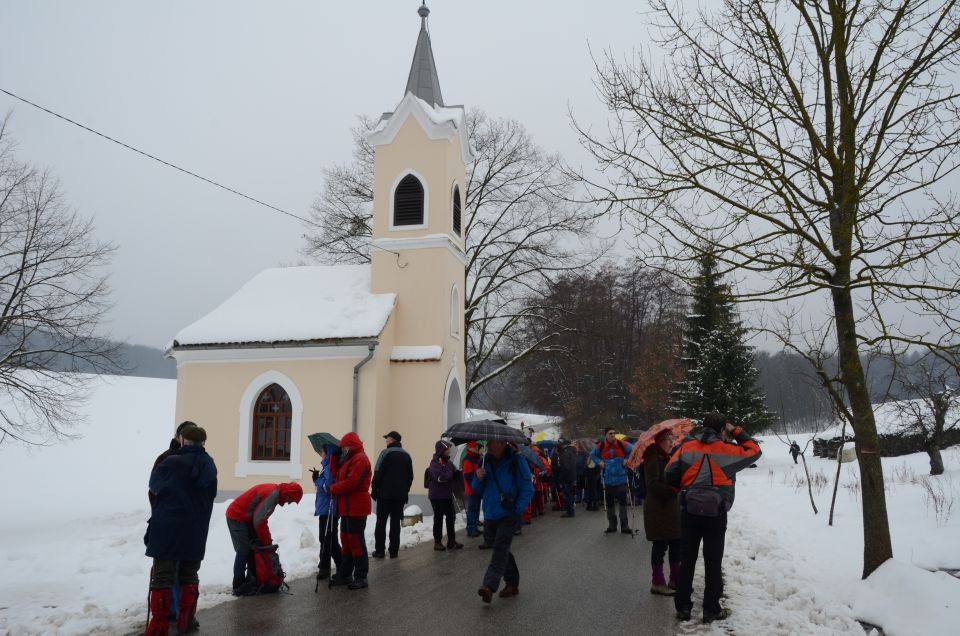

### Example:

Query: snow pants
xmin=340 ymin=516 xmax=368 ymax=580
xmin=604 ymin=484 xmax=629 ymax=528
xmin=675 ymin=509 xmax=727 ymax=615
xmin=318 ymin=514 xmax=342 ymax=572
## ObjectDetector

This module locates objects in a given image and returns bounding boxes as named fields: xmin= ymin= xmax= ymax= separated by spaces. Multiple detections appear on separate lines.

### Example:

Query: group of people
xmin=143 ymin=411 xmax=762 ymax=633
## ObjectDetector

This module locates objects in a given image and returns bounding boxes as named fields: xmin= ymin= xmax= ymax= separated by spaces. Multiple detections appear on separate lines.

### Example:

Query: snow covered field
xmin=0 ymin=375 xmax=957 ymax=635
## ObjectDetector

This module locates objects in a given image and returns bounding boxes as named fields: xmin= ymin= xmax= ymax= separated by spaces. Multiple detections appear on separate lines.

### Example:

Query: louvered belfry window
xmin=452 ymin=185 xmax=462 ymax=236
xmin=393 ymin=174 xmax=425 ymax=226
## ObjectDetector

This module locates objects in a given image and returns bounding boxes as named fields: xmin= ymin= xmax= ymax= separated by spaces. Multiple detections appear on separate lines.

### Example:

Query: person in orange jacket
xmin=329 ymin=432 xmax=372 ymax=590
xmin=225 ymin=481 xmax=302 ymax=594
xmin=665 ymin=412 xmax=761 ymax=624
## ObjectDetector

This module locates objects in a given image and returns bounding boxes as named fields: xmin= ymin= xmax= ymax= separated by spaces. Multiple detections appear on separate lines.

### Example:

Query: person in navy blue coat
xmin=144 ymin=425 xmax=217 ymax=635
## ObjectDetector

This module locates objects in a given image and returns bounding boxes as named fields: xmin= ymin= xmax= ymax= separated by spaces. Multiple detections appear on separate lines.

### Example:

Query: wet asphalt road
xmin=194 ymin=507 xmax=681 ymax=635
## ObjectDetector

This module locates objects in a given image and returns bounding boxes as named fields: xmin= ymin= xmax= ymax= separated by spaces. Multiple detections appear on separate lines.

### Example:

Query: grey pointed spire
xmin=405 ymin=2 xmax=444 ymax=107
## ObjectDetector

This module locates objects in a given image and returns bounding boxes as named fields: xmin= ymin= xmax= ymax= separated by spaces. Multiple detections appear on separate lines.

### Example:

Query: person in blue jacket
xmin=471 ymin=439 xmax=534 ymax=603
xmin=311 ymin=444 xmax=342 ymax=582
xmin=144 ymin=425 xmax=217 ymax=635
xmin=590 ymin=427 xmax=635 ymax=534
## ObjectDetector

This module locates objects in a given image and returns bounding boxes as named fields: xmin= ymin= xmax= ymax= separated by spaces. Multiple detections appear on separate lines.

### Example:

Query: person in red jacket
xmin=461 ymin=441 xmax=482 ymax=537
xmin=329 ymin=432 xmax=372 ymax=590
xmin=225 ymin=481 xmax=302 ymax=594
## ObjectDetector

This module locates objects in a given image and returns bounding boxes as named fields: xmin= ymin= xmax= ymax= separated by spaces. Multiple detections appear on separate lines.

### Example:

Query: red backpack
xmin=252 ymin=544 xmax=288 ymax=594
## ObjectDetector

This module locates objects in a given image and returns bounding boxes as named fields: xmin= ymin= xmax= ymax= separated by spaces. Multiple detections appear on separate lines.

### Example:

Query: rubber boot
xmin=668 ymin=561 xmax=680 ymax=590
xmin=145 ymin=588 xmax=172 ymax=636
xmin=330 ymin=555 xmax=353 ymax=586
xmin=175 ymin=584 xmax=199 ymax=634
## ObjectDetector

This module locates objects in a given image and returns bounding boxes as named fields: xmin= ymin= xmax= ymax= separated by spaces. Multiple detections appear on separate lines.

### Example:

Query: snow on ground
xmin=1 ymin=375 xmax=957 ymax=635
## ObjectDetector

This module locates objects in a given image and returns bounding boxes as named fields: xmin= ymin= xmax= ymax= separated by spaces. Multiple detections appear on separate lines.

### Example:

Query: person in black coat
xmin=557 ymin=440 xmax=577 ymax=517
xmin=144 ymin=425 xmax=217 ymax=635
xmin=370 ymin=431 xmax=414 ymax=559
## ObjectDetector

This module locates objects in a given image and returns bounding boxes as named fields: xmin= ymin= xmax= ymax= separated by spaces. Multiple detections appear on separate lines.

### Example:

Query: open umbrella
xmin=308 ymin=432 xmax=340 ymax=457
xmin=444 ymin=419 xmax=530 ymax=445
xmin=534 ymin=439 xmax=558 ymax=450
xmin=516 ymin=444 xmax=545 ymax=470
xmin=624 ymin=419 xmax=693 ymax=470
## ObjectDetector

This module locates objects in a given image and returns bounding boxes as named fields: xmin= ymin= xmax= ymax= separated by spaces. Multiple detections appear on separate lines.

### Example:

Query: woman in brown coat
xmin=642 ymin=429 xmax=681 ymax=595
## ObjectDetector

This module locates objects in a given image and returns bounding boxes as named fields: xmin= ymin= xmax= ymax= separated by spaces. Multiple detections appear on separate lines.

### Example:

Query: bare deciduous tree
xmin=0 ymin=116 xmax=119 ymax=445
xmin=889 ymin=355 xmax=959 ymax=475
xmin=304 ymin=109 xmax=601 ymax=402
xmin=576 ymin=1 xmax=960 ymax=577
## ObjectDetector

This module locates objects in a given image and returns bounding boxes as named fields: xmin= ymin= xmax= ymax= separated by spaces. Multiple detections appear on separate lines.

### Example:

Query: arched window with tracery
xmin=252 ymin=383 xmax=292 ymax=460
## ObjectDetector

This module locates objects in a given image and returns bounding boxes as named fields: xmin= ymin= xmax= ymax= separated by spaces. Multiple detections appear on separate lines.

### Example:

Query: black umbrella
xmin=445 ymin=419 xmax=530 ymax=446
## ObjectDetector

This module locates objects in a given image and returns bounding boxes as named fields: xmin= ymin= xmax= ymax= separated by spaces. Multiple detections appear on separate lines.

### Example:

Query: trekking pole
xmin=316 ymin=513 xmax=333 ymax=592
xmin=626 ymin=472 xmax=637 ymax=539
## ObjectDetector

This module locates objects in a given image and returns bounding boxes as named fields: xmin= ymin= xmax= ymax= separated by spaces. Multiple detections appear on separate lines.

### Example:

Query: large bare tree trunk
xmin=832 ymin=288 xmax=893 ymax=577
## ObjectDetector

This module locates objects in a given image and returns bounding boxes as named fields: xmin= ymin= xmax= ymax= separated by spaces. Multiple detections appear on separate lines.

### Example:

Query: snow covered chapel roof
xmin=171 ymin=265 xmax=396 ymax=348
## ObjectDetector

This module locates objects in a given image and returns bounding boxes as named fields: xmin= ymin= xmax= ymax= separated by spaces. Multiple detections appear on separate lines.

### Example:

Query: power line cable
xmin=0 ymin=86 xmax=318 ymax=227
xmin=0 ymin=86 xmax=405 ymax=262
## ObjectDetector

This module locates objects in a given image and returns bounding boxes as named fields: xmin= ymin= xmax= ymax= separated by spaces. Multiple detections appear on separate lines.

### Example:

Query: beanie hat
xmin=702 ymin=412 xmax=726 ymax=432
xmin=181 ymin=425 xmax=207 ymax=443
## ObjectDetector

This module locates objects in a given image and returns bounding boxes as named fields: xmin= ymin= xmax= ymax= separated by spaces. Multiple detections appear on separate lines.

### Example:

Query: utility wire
xmin=0 ymin=86 xmax=406 ymax=263
xmin=0 ymin=86 xmax=317 ymax=227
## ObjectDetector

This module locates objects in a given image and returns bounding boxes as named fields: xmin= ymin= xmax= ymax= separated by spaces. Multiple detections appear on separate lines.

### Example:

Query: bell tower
xmin=367 ymin=3 xmax=470 ymax=436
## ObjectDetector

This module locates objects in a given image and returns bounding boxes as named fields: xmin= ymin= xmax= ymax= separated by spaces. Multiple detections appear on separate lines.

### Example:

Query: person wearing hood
xmin=329 ymin=432 xmax=372 ymax=589
xmin=427 ymin=439 xmax=463 ymax=551
xmin=471 ymin=439 xmax=534 ymax=603
xmin=311 ymin=444 xmax=341 ymax=581
xmin=461 ymin=441 xmax=483 ymax=538
xmin=643 ymin=429 xmax=681 ymax=596
xmin=370 ymin=431 xmax=413 ymax=559
xmin=225 ymin=481 xmax=303 ymax=595
xmin=665 ymin=413 xmax=761 ymax=624
xmin=144 ymin=425 xmax=217 ymax=635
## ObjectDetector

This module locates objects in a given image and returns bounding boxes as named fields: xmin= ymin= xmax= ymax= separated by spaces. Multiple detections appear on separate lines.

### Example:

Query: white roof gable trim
xmin=391 ymin=345 xmax=443 ymax=362
xmin=367 ymin=92 xmax=474 ymax=165
xmin=172 ymin=265 xmax=396 ymax=348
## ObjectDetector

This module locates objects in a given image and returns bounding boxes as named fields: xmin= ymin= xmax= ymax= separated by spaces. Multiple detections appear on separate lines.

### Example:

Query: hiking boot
xmin=676 ymin=607 xmax=692 ymax=621
xmin=434 ymin=542 xmax=446 ymax=551
xmin=329 ymin=575 xmax=352 ymax=587
xmin=447 ymin=541 xmax=464 ymax=550
xmin=348 ymin=578 xmax=368 ymax=590
xmin=650 ymin=584 xmax=675 ymax=596
xmin=477 ymin=585 xmax=493 ymax=603
xmin=702 ymin=608 xmax=730 ymax=624
xmin=389 ymin=552 xmax=398 ymax=559
xmin=316 ymin=567 xmax=330 ymax=581
xmin=604 ymin=527 xmax=617 ymax=534
xmin=499 ymin=584 xmax=519 ymax=598
xmin=621 ymin=527 xmax=633 ymax=534
xmin=478 ymin=543 xmax=492 ymax=550
xmin=371 ymin=550 xmax=386 ymax=558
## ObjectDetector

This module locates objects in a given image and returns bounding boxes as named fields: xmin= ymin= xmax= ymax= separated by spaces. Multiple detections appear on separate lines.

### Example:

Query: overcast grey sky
xmin=1 ymin=1 xmax=651 ymax=348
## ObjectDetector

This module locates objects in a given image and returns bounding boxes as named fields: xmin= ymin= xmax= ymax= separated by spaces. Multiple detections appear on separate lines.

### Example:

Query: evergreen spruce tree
xmin=669 ymin=253 xmax=774 ymax=434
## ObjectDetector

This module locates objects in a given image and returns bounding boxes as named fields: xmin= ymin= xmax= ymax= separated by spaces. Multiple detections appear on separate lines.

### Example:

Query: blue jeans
xmin=466 ymin=493 xmax=481 ymax=534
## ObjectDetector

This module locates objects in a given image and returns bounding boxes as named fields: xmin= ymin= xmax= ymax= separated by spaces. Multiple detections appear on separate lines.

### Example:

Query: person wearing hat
xmin=144 ymin=424 xmax=217 ymax=635
xmin=370 ymin=430 xmax=413 ymax=559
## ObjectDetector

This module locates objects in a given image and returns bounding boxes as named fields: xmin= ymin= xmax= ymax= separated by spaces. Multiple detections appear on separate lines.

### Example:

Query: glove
xmin=309 ymin=468 xmax=320 ymax=481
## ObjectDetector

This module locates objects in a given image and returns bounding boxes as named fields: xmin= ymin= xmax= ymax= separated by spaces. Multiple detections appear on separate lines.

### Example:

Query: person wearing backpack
xmin=590 ymin=428 xmax=635 ymax=533
xmin=329 ymin=432 xmax=373 ymax=590
xmin=144 ymin=425 xmax=217 ymax=636
xmin=370 ymin=431 xmax=413 ymax=559
xmin=664 ymin=413 xmax=762 ymax=624
xmin=427 ymin=439 xmax=463 ymax=551
xmin=470 ymin=439 xmax=534 ymax=603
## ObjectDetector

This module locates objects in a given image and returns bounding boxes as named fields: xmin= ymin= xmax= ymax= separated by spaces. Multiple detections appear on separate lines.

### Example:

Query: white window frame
xmin=236 ymin=370 xmax=304 ymax=479
xmin=389 ymin=169 xmax=429 ymax=231
xmin=443 ymin=366 xmax=465 ymax=434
